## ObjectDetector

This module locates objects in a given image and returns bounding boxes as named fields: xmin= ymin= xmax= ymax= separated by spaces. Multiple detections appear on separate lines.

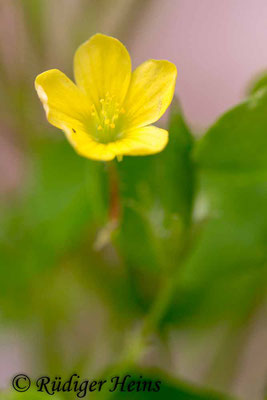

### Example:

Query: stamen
xmin=90 ymin=93 xmax=125 ymax=143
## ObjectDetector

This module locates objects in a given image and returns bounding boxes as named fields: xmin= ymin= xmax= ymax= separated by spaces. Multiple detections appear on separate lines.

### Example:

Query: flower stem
xmin=107 ymin=160 xmax=121 ymax=225
xmin=95 ymin=165 xmax=194 ymax=400
xmin=93 ymin=161 xmax=121 ymax=251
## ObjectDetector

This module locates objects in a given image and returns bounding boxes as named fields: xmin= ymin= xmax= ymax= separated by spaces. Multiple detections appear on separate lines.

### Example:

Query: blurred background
xmin=0 ymin=1 xmax=267 ymax=400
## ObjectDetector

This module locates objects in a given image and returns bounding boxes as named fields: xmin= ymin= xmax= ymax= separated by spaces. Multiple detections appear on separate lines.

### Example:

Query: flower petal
xmin=74 ymin=34 xmax=131 ymax=106
xmin=67 ymin=125 xmax=168 ymax=161
xmin=110 ymin=125 xmax=169 ymax=156
xmin=66 ymin=129 xmax=114 ymax=161
xmin=35 ymin=69 xmax=90 ymax=132
xmin=124 ymin=60 xmax=177 ymax=129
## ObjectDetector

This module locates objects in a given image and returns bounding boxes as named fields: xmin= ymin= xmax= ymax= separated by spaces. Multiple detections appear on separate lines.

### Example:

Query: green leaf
xmin=164 ymin=90 xmax=267 ymax=327
xmin=110 ymin=370 xmax=233 ymax=400
xmin=0 ymin=138 xmax=108 ymax=318
xmin=1 ymin=388 xmax=63 ymax=400
xmin=248 ymin=71 xmax=267 ymax=95
xmin=159 ymin=98 xmax=195 ymax=225
xmin=116 ymin=99 xmax=195 ymax=266
xmin=115 ymin=100 xmax=195 ymax=308
xmin=194 ymin=88 xmax=267 ymax=172
xmin=164 ymin=174 xmax=267 ymax=327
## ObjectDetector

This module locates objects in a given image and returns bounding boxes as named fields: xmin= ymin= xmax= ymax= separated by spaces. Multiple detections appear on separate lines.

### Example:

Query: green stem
xmin=107 ymin=161 xmax=121 ymax=225
xmin=93 ymin=279 xmax=175 ymax=400
xmin=95 ymin=167 xmax=193 ymax=400
xmin=112 ymin=226 xmax=192 ymax=371
xmin=94 ymin=161 xmax=120 ymax=250
xmin=95 ymin=232 xmax=191 ymax=400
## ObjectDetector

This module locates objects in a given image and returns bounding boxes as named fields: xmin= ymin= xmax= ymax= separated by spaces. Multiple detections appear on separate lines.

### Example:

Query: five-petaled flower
xmin=35 ymin=34 xmax=177 ymax=161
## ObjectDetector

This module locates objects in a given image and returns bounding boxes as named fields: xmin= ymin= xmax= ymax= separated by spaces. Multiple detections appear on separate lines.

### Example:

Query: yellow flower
xmin=35 ymin=34 xmax=177 ymax=161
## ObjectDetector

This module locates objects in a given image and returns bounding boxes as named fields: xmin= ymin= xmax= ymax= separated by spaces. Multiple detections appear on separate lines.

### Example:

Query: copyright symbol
xmin=12 ymin=374 xmax=31 ymax=392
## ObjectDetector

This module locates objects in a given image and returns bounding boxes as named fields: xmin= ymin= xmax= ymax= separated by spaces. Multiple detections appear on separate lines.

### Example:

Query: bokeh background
xmin=1 ymin=1 xmax=267 ymax=400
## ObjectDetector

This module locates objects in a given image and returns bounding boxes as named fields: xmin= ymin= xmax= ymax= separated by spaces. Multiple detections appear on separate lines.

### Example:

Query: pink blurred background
xmin=130 ymin=0 xmax=267 ymax=129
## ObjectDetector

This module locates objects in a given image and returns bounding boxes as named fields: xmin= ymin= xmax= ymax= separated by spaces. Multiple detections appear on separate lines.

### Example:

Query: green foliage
xmin=2 ymin=80 xmax=267 ymax=395
xmin=194 ymin=88 xmax=267 ymax=172
xmin=164 ymin=89 xmax=267 ymax=328
xmin=115 ymin=101 xmax=195 ymax=309
xmin=0 ymin=3 xmax=267 ymax=394
xmin=0 ymin=389 xmax=63 ymax=400
xmin=248 ymin=70 xmax=267 ymax=95
xmin=0 ymin=137 xmax=108 ymax=318
xmin=0 ymin=373 xmax=231 ymax=400
xmin=110 ymin=370 xmax=231 ymax=400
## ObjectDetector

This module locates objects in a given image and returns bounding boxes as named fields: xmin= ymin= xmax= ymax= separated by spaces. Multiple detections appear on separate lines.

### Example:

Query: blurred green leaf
xmin=116 ymin=100 xmax=195 ymax=261
xmin=194 ymin=88 xmax=267 ymax=172
xmin=110 ymin=370 xmax=232 ymax=400
xmin=115 ymin=100 xmax=195 ymax=307
xmin=248 ymin=70 xmax=267 ymax=95
xmin=164 ymin=173 xmax=267 ymax=327
xmin=0 ymin=138 xmax=108 ymax=318
xmin=118 ymin=99 xmax=195 ymax=225
xmin=161 ymin=99 xmax=195 ymax=225
xmin=1 ymin=388 xmax=63 ymax=400
xmin=163 ymin=90 xmax=267 ymax=328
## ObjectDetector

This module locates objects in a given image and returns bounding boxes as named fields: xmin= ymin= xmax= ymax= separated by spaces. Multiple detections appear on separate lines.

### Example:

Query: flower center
xmin=90 ymin=92 xmax=125 ymax=143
